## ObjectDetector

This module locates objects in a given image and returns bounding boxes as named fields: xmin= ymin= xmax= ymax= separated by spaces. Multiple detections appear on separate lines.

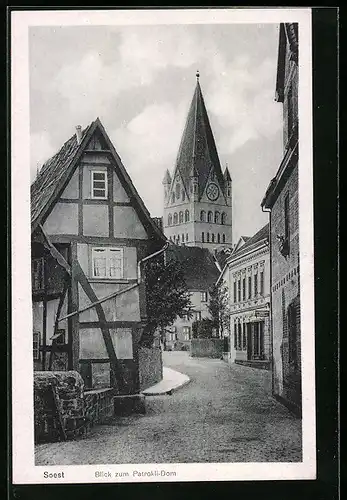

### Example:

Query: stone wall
xmin=138 ymin=346 xmax=163 ymax=391
xmin=190 ymin=338 xmax=224 ymax=358
xmin=34 ymin=371 xmax=114 ymax=443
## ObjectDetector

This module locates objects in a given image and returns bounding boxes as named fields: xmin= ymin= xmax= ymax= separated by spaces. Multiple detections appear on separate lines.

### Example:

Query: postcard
xmin=11 ymin=7 xmax=315 ymax=484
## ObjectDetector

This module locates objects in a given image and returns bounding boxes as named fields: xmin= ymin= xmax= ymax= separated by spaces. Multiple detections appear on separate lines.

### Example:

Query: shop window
xmin=242 ymin=324 xmax=247 ymax=350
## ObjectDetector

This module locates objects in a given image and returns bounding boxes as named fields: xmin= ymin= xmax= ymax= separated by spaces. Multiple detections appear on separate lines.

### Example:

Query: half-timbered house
xmin=31 ymin=118 xmax=167 ymax=395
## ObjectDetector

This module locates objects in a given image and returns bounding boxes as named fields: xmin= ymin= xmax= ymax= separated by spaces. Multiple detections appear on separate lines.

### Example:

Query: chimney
xmin=75 ymin=125 xmax=82 ymax=145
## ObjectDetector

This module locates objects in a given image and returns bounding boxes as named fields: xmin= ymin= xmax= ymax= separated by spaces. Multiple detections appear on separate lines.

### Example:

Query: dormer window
xmin=91 ymin=171 xmax=107 ymax=199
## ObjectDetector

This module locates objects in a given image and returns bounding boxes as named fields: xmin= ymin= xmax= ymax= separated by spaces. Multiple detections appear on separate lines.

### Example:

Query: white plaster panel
xmin=83 ymin=204 xmax=109 ymax=237
xmin=113 ymin=172 xmax=130 ymax=202
xmin=113 ymin=206 xmax=147 ymax=239
xmin=60 ymin=168 xmax=79 ymax=199
xmin=43 ymin=202 xmax=79 ymax=235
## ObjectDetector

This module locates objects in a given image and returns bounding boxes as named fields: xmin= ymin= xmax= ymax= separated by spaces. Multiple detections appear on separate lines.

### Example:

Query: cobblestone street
xmin=35 ymin=352 xmax=302 ymax=465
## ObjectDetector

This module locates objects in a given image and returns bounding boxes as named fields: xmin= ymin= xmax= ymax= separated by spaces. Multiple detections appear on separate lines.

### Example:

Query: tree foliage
xmin=207 ymin=283 xmax=230 ymax=335
xmin=140 ymin=255 xmax=193 ymax=347
xmin=192 ymin=318 xmax=216 ymax=339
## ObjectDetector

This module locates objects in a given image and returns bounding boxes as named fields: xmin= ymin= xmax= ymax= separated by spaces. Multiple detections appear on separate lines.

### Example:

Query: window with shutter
xmin=92 ymin=247 xmax=123 ymax=279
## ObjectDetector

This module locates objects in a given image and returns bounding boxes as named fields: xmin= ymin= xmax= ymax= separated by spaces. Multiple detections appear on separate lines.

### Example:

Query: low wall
xmin=190 ymin=338 xmax=224 ymax=358
xmin=34 ymin=371 xmax=114 ymax=443
xmin=138 ymin=346 xmax=163 ymax=391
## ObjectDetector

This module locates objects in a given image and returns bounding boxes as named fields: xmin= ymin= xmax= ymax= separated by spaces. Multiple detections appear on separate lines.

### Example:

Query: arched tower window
xmin=182 ymin=234 xmax=185 ymax=243
xmin=222 ymin=234 xmax=226 ymax=243
xmin=177 ymin=235 xmax=180 ymax=244
xmin=202 ymin=232 xmax=205 ymax=242
xmin=168 ymin=214 xmax=172 ymax=226
xmin=221 ymin=212 xmax=226 ymax=225
xmin=207 ymin=211 xmax=213 ymax=223
xmin=176 ymin=183 xmax=180 ymax=199
xmin=185 ymin=209 xmax=190 ymax=222
xmin=186 ymin=233 xmax=188 ymax=242
xmin=200 ymin=210 xmax=206 ymax=222
xmin=179 ymin=211 xmax=184 ymax=224
xmin=212 ymin=233 xmax=215 ymax=243
xmin=214 ymin=211 xmax=220 ymax=224
xmin=173 ymin=212 xmax=178 ymax=225
xmin=172 ymin=192 xmax=175 ymax=204
xmin=217 ymin=233 xmax=220 ymax=243
xmin=207 ymin=233 xmax=210 ymax=242
xmin=182 ymin=190 xmax=186 ymax=202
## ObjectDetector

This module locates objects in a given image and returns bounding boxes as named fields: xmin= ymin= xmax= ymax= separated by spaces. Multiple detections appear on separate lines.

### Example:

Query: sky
xmin=29 ymin=23 xmax=283 ymax=242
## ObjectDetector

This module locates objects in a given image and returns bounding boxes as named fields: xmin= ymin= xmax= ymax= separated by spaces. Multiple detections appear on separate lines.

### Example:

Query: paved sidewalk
xmin=142 ymin=366 xmax=190 ymax=396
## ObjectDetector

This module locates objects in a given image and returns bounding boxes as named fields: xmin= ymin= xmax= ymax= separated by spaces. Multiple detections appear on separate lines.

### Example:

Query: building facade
xmin=164 ymin=245 xmax=220 ymax=350
xmin=31 ymin=118 xmax=166 ymax=394
xmin=262 ymin=23 xmax=301 ymax=415
xmin=163 ymin=73 xmax=233 ymax=250
xmin=219 ymin=224 xmax=271 ymax=368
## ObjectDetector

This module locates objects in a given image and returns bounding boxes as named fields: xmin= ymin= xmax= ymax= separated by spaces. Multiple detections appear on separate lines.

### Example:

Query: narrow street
xmin=35 ymin=352 xmax=302 ymax=465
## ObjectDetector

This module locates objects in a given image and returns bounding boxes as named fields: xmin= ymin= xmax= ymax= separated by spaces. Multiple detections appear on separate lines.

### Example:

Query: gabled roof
xmin=31 ymin=123 xmax=92 ymax=228
xmin=173 ymin=78 xmax=225 ymax=199
xmin=31 ymin=118 xmax=166 ymax=243
xmin=230 ymin=223 xmax=269 ymax=260
xmin=166 ymin=245 xmax=220 ymax=290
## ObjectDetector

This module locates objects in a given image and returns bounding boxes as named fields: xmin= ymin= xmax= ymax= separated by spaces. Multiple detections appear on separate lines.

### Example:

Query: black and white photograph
xmin=11 ymin=8 xmax=316 ymax=484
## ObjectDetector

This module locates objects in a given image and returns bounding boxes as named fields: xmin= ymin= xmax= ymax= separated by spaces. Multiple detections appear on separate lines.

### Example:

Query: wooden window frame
xmin=91 ymin=170 xmax=108 ymax=200
xmin=91 ymin=247 xmax=124 ymax=280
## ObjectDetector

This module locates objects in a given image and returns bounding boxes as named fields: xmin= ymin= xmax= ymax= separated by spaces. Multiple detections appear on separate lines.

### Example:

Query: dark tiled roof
xmin=31 ymin=124 xmax=92 ymax=228
xmin=174 ymin=81 xmax=225 ymax=199
xmin=166 ymin=245 xmax=219 ymax=290
xmin=231 ymin=223 xmax=269 ymax=259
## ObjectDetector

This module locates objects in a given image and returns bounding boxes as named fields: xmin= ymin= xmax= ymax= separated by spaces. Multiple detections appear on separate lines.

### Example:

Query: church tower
xmin=163 ymin=72 xmax=233 ymax=250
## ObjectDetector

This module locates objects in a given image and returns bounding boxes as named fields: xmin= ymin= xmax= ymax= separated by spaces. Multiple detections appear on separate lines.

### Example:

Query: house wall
xmin=165 ymin=289 xmax=211 ymax=350
xmin=33 ymin=140 xmax=163 ymax=395
xmin=270 ymin=162 xmax=301 ymax=412
xmin=221 ymin=243 xmax=271 ymax=367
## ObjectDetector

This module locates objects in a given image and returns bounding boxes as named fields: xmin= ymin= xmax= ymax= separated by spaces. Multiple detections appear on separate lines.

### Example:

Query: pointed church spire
xmin=224 ymin=164 xmax=231 ymax=181
xmin=174 ymin=71 xmax=224 ymax=200
xmin=162 ymin=168 xmax=172 ymax=185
